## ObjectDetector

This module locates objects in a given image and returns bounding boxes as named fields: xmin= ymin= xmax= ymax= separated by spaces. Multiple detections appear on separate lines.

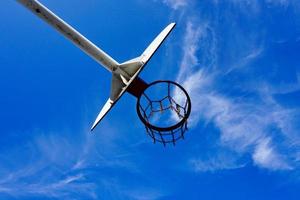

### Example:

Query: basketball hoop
xmin=128 ymin=80 xmax=191 ymax=146
xmin=17 ymin=0 xmax=190 ymax=145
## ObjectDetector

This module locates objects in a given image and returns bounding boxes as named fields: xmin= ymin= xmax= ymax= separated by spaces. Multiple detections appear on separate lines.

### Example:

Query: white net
xmin=137 ymin=81 xmax=191 ymax=146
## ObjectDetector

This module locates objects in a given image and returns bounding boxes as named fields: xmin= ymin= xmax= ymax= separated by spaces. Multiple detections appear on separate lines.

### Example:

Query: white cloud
xmin=176 ymin=21 xmax=202 ymax=81
xmin=0 ymin=122 xmax=162 ymax=199
xmin=190 ymin=151 xmax=245 ymax=172
xmin=162 ymin=0 xmax=188 ymax=10
xmin=173 ymin=19 xmax=299 ymax=171
xmin=0 ymin=131 xmax=98 ymax=199
xmin=123 ymin=188 xmax=167 ymax=200
xmin=253 ymin=137 xmax=292 ymax=170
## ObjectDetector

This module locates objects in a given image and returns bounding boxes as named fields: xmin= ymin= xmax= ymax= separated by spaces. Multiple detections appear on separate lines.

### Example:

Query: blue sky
xmin=0 ymin=0 xmax=300 ymax=199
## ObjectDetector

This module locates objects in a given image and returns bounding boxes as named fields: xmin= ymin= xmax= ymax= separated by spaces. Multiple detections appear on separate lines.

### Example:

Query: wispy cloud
xmin=0 ymin=169 xmax=97 ymax=199
xmin=253 ymin=137 xmax=292 ymax=170
xmin=122 ymin=187 xmax=167 ymax=200
xmin=161 ymin=0 xmax=188 ymax=10
xmin=0 ymin=121 xmax=165 ymax=199
xmin=189 ymin=149 xmax=246 ymax=172
xmin=172 ymin=14 xmax=300 ymax=171
xmin=0 ymin=131 xmax=97 ymax=199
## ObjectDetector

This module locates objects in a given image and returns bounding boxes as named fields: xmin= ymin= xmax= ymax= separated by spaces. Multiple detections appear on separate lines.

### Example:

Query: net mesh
xmin=137 ymin=81 xmax=191 ymax=146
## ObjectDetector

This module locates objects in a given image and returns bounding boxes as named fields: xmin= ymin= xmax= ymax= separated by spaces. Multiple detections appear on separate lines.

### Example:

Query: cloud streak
xmin=172 ymin=6 xmax=300 ymax=171
xmin=0 ymin=121 xmax=167 ymax=199
xmin=161 ymin=0 xmax=188 ymax=10
xmin=0 ymin=131 xmax=97 ymax=199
